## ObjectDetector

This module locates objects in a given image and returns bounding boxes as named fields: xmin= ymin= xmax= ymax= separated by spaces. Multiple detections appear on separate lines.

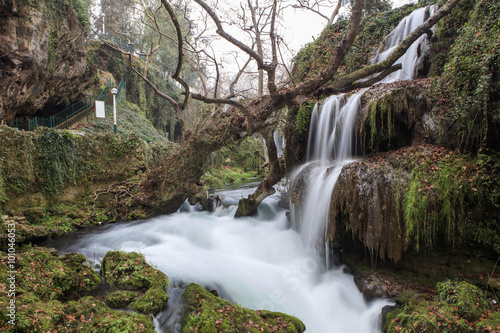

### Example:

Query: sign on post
xmin=95 ymin=100 xmax=105 ymax=118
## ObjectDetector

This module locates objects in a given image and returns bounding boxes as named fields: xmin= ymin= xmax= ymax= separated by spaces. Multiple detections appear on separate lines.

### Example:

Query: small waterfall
xmin=299 ymin=92 xmax=363 ymax=249
xmin=291 ymin=4 xmax=437 ymax=262
xmin=372 ymin=5 xmax=437 ymax=82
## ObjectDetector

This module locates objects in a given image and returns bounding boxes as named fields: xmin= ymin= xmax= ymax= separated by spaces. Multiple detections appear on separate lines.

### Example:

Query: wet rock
xmin=353 ymin=270 xmax=406 ymax=301
xmin=181 ymin=283 xmax=306 ymax=333
xmin=0 ymin=0 xmax=94 ymax=121
xmin=327 ymin=158 xmax=410 ymax=263
xmin=101 ymin=250 xmax=169 ymax=315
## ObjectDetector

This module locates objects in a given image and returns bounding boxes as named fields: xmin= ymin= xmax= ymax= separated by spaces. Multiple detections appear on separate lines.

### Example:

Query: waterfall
xmin=291 ymin=4 xmax=437 ymax=258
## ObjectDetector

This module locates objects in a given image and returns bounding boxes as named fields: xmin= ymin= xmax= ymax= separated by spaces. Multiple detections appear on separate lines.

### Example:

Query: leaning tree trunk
xmin=234 ymin=128 xmax=284 ymax=217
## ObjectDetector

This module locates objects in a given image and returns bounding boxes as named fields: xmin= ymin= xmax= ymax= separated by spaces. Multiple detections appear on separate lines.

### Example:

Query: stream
xmin=39 ymin=5 xmax=440 ymax=331
xmin=42 ymin=181 xmax=390 ymax=333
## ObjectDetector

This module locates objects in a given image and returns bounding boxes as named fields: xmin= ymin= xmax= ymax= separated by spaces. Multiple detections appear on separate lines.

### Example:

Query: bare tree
xmin=100 ymin=0 xmax=463 ymax=218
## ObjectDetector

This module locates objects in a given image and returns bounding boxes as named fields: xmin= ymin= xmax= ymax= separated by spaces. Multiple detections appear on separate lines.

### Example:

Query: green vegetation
xmin=0 ymin=248 xmax=165 ymax=331
xmin=0 ymin=117 xmax=175 ymax=243
xmin=101 ymin=251 xmax=169 ymax=315
xmin=81 ymin=100 xmax=170 ymax=145
xmin=439 ymin=0 xmax=500 ymax=151
xmin=181 ymin=283 xmax=306 ymax=333
xmin=292 ymin=2 xmax=426 ymax=83
xmin=0 ymin=126 xmax=168 ymax=200
xmin=385 ymin=280 xmax=494 ymax=333
xmin=201 ymin=167 xmax=258 ymax=188
xmin=295 ymin=102 xmax=315 ymax=138
xmin=201 ymin=136 xmax=266 ymax=187
xmin=399 ymin=145 xmax=500 ymax=255
xmin=102 ymin=46 xmax=183 ymax=135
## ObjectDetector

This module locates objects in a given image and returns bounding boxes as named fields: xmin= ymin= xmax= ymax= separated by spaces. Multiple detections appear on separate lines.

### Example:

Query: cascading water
xmin=291 ymin=4 xmax=437 ymax=256
xmin=43 ymin=183 xmax=389 ymax=333
xmin=39 ymin=6 xmax=439 ymax=333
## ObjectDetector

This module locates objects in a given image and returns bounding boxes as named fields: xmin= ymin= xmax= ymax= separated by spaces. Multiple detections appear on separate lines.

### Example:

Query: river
xmin=42 ymin=181 xmax=390 ymax=332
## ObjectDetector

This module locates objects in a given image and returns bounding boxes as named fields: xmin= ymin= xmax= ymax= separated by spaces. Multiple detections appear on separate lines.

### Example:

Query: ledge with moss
xmin=180 ymin=283 xmax=306 ymax=333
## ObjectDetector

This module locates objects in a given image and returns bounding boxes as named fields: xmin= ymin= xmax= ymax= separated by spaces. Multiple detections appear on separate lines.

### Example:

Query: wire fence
xmin=9 ymin=79 xmax=126 ymax=131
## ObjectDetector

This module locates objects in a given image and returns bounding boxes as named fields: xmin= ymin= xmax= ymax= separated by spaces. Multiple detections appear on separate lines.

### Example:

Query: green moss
xmin=63 ymin=297 xmax=156 ymax=333
xmin=181 ymin=283 xmax=306 ymax=333
xmin=439 ymin=0 xmax=500 ymax=152
xmin=295 ymin=102 xmax=315 ymax=138
xmin=386 ymin=300 xmax=469 ymax=333
xmin=101 ymin=251 xmax=169 ymax=315
xmin=0 ymin=247 xmax=101 ymax=301
xmin=436 ymin=280 xmax=490 ymax=321
xmin=129 ymin=285 xmax=169 ymax=315
xmin=475 ymin=312 xmax=500 ymax=332
xmin=385 ymin=279 xmax=494 ymax=333
xmin=0 ymin=248 xmax=156 ymax=332
xmin=401 ymin=147 xmax=476 ymax=253
xmin=104 ymin=290 xmax=139 ymax=308
xmin=101 ymin=251 xmax=169 ymax=291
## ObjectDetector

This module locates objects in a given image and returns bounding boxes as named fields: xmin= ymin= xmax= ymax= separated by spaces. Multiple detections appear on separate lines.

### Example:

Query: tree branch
xmin=285 ymin=0 xmax=365 ymax=99
xmin=194 ymin=0 xmax=270 ymax=72
xmin=160 ymin=0 xmax=191 ymax=109
xmin=131 ymin=65 xmax=186 ymax=133
xmin=327 ymin=0 xmax=461 ymax=91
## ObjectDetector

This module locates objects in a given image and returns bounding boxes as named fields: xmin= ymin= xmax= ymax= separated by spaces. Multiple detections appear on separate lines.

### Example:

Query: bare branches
xmin=267 ymin=0 xmax=279 ymax=96
xmin=160 ymin=0 xmax=191 ymax=109
xmin=286 ymin=0 xmax=365 ymax=99
xmin=131 ymin=64 xmax=186 ymax=133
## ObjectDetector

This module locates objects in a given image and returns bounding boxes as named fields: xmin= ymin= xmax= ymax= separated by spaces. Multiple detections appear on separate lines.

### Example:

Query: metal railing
xmin=9 ymin=79 xmax=125 ymax=131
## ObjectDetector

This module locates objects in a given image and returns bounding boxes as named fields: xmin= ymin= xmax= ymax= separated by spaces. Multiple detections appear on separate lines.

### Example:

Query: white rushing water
xmin=42 ymin=5 xmax=439 ymax=333
xmin=46 ymin=183 xmax=389 ymax=333
xmin=291 ymin=4 xmax=437 ymax=250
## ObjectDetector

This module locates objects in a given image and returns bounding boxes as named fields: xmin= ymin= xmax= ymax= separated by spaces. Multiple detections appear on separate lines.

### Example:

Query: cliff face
xmin=0 ymin=0 xmax=94 ymax=122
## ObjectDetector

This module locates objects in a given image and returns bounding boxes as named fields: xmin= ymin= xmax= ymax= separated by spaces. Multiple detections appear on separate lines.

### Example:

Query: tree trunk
xmin=235 ymin=129 xmax=284 ymax=217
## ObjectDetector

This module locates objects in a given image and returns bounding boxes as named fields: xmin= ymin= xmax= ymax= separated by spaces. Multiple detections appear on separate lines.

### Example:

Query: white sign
xmin=95 ymin=100 xmax=105 ymax=118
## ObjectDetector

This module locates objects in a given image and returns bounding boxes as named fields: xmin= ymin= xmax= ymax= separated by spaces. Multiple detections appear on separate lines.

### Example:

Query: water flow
xmin=292 ymin=5 xmax=436 ymax=251
xmin=372 ymin=5 xmax=437 ymax=82
xmin=299 ymin=92 xmax=363 ymax=248
xmin=43 ymin=184 xmax=389 ymax=333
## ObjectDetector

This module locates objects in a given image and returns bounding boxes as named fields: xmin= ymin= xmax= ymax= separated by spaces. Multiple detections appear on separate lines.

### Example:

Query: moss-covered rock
xmin=0 ymin=247 xmax=100 ymax=301
xmin=181 ymin=283 xmax=306 ymax=333
xmin=104 ymin=290 xmax=139 ymax=308
xmin=101 ymin=251 xmax=168 ymax=290
xmin=436 ymin=280 xmax=490 ymax=321
xmin=385 ymin=299 xmax=469 ymax=333
xmin=64 ymin=297 xmax=156 ymax=333
xmin=384 ymin=280 xmax=496 ymax=333
xmin=0 ymin=247 xmax=157 ymax=332
xmin=101 ymin=251 xmax=169 ymax=315
xmin=129 ymin=285 xmax=169 ymax=315
xmin=475 ymin=311 xmax=500 ymax=332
